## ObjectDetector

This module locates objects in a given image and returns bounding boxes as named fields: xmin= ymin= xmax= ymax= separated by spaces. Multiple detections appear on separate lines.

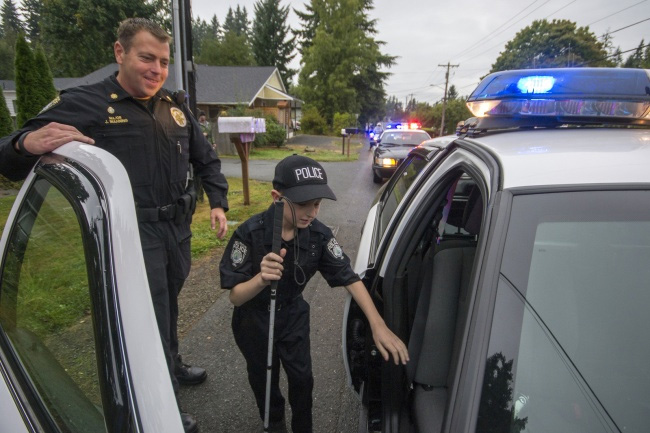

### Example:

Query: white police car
xmin=344 ymin=68 xmax=650 ymax=433
xmin=0 ymin=144 xmax=183 ymax=431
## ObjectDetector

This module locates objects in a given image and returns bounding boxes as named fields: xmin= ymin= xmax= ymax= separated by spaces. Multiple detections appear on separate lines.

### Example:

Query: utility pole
xmin=439 ymin=62 xmax=459 ymax=136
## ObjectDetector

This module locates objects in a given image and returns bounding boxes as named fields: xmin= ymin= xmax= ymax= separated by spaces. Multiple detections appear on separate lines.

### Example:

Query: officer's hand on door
xmin=18 ymin=122 xmax=95 ymax=155
xmin=211 ymin=207 xmax=228 ymax=239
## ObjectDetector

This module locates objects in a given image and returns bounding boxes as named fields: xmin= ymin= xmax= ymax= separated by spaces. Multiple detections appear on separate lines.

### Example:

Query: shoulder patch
xmin=39 ymin=96 xmax=61 ymax=114
xmin=231 ymin=240 xmax=249 ymax=268
xmin=327 ymin=238 xmax=344 ymax=260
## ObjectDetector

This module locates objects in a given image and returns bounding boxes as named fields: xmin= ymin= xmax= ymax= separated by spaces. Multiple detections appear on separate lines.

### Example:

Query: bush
xmin=331 ymin=112 xmax=357 ymax=136
xmin=264 ymin=118 xmax=287 ymax=147
xmin=300 ymin=105 xmax=327 ymax=135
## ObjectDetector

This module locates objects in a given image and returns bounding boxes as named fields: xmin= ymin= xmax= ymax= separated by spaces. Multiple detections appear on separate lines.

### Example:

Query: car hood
xmin=375 ymin=145 xmax=416 ymax=159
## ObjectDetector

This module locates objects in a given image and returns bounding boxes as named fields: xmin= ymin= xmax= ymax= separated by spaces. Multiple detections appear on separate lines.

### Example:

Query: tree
xmin=293 ymin=0 xmax=323 ymax=56
xmin=40 ymin=0 xmax=163 ymax=77
xmin=33 ymin=45 xmax=57 ymax=110
xmin=0 ymin=88 xmax=13 ymax=136
xmin=0 ymin=37 xmax=14 ymax=79
xmin=223 ymin=6 xmax=249 ymax=38
xmin=197 ymin=31 xmax=255 ymax=66
xmin=14 ymin=34 xmax=40 ymax=126
xmin=623 ymin=39 xmax=650 ymax=68
xmin=296 ymin=0 xmax=394 ymax=126
xmin=491 ymin=19 xmax=613 ymax=72
xmin=251 ymin=0 xmax=297 ymax=88
xmin=20 ymin=0 xmax=42 ymax=42
xmin=1 ymin=0 xmax=23 ymax=38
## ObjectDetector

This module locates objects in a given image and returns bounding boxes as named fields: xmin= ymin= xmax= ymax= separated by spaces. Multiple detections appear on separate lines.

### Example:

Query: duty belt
xmin=247 ymin=294 xmax=303 ymax=311
xmin=136 ymin=203 xmax=179 ymax=222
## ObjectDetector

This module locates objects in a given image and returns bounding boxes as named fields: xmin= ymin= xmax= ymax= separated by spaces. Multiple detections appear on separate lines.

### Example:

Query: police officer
xmin=220 ymin=155 xmax=408 ymax=433
xmin=0 ymin=18 xmax=227 ymax=433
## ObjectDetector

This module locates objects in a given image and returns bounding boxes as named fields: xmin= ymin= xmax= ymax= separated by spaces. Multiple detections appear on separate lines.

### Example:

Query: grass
xmin=221 ymin=138 xmax=364 ymax=162
xmin=191 ymin=176 xmax=272 ymax=258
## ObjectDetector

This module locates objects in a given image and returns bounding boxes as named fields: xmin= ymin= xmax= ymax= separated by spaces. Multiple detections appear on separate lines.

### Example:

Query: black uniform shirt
xmin=220 ymin=204 xmax=360 ymax=306
xmin=0 ymin=73 xmax=228 ymax=217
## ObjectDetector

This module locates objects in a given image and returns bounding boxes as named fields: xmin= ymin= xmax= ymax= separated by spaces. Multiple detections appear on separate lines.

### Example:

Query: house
xmin=1 ymin=64 xmax=299 ymax=131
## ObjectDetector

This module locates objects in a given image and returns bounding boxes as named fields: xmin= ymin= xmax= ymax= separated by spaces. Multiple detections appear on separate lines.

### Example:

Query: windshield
xmin=380 ymin=131 xmax=430 ymax=146
xmin=477 ymin=190 xmax=650 ymax=433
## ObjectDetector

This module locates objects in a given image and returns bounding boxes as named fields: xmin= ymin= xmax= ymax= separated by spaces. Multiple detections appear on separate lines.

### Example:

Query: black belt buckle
xmin=159 ymin=204 xmax=175 ymax=221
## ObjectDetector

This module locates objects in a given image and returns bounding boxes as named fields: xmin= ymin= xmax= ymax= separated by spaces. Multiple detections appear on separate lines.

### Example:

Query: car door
xmin=345 ymin=143 xmax=497 ymax=432
xmin=0 ymin=142 xmax=182 ymax=432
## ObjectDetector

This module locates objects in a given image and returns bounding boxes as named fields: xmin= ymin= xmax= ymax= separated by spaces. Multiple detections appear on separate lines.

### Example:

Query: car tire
xmin=372 ymin=170 xmax=382 ymax=184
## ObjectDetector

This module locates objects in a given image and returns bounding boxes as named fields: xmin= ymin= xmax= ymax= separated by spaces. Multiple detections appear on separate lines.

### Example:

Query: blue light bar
xmin=466 ymin=68 xmax=650 ymax=125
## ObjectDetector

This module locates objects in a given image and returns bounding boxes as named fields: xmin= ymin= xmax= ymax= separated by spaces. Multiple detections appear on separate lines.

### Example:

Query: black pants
xmin=140 ymin=223 xmax=192 ymax=397
xmin=232 ymin=297 xmax=314 ymax=433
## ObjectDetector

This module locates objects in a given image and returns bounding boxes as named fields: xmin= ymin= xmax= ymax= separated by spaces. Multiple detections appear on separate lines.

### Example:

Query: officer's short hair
xmin=117 ymin=18 xmax=171 ymax=52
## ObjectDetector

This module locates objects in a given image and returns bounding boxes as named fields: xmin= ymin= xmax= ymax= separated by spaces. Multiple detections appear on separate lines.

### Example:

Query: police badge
xmin=327 ymin=238 xmax=344 ymax=260
xmin=231 ymin=240 xmax=248 ymax=268
xmin=170 ymin=107 xmax=187 ymax=127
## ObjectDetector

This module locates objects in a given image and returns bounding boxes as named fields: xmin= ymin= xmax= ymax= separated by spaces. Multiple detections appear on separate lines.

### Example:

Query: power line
xmin=608 ymin=17 xmax=650 ymax=34
xmin=577 ymin=42 xmax=649 ymax=66
xmin=543 ymin=0 xmax=578 ymax=19
xmin=452 ymin=0 xmax=546 ymax=60
xmin=588 ymin=0 xmax=648 ymax=26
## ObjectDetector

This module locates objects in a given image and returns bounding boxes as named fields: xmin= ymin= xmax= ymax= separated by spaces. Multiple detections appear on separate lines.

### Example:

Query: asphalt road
xmin=178 ymin=136 xmax=382 ymax=433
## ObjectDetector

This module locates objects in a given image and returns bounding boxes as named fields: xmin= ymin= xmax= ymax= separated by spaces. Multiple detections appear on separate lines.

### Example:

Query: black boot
xmin=181 ymin=412 xmax=199 ymax=433
xmin=175 ymin=355 xmax=207 ymax=385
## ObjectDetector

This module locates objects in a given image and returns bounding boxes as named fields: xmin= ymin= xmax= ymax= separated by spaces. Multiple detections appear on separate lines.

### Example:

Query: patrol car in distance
xmin=344 ymin=68 xmax=650 ymax=433
xmin=372 ymin=128 xmax=431 ymax=183
xmin=0 ymin=145 xmax=183 ymax=432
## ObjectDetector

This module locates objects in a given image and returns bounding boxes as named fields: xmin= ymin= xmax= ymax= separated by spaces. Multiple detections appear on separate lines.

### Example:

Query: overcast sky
xmin=191 ymin=0 xmax=649 ymax=103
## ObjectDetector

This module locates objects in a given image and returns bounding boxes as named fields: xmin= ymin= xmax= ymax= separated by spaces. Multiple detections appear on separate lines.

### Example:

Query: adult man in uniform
xmin=0 ymin=18 xmax=227 ymax=433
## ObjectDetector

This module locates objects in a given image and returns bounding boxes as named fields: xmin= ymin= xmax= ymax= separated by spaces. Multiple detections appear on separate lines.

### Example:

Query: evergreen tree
xmin=41 ymin=0 xmax=163 ymax=77
xmin=223 ymin=6 xmax=249 ymax=37
xmin=293 ymin=0 xmax=323 ymax=56
xmin=20 ymin=0 xmax=42 ymax=42
xmin=14 ymin=34 xmax=40 ymax=126
xmin=297 ymin=0 xmax=394 ymax=126
xmin=192 ymin=16 xmax=209 ymax=57
xmin=0 ymin=88 xmax=13 ymax=136
xmin=33 ymin=44 xmax=57 ymax=110
xmin=1 ymin=0 xmax=23 ymax=37
xmin=623 ymin=39 xmax=648 ymax=68
xmin=197 ymin=31 xmax=255 ymax=66
xmin=209 ymin=14 xmax=220 ymax=39
xmin=251 ymin=0 xmax=297 ymax=88
xmin=491 ymin=19 xmax=613 ymax=72
xmin=0 ymin=37 xmax=14 ymax=79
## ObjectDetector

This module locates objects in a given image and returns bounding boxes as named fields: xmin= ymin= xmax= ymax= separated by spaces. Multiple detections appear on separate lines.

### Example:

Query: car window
xmin=376 ymin=155 xmax=429 ymax=243
xmin=380 ymin=131 xmax=430 ymax=145
xmin=477 ymin=190 xmax=650 ymax=433
xmin=0 ymin=177 xmax=106 ymax=432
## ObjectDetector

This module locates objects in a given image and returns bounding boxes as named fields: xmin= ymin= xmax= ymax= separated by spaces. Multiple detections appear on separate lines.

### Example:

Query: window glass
xmin=0 ymin=178 xmax=106 ymax=432
xmin=378 ymin=155 xmax=428 ymax=241
xmin=477 ymin=191 xmax=650 ymax=433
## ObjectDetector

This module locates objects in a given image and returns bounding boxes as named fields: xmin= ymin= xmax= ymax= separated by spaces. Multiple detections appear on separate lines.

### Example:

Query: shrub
xmin=332 ymin=112 xmax=356 ymax=136
xmin=300 ymin=105 xmax=327 ymax=135
xmin=264 ymin=118 xmax=287 ymax=147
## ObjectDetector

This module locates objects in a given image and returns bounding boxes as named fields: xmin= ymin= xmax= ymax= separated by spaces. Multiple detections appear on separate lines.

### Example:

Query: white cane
xmin=264 ymin=199 xmax=284 ymax=432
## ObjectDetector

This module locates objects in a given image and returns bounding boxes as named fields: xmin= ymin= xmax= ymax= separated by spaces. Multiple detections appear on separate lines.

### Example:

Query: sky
xmin=190 ymin=0 xmax=650 ymax=104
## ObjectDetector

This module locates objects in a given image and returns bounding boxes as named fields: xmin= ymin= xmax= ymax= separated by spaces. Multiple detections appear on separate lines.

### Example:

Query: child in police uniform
xmin=220 ymin=155 xmax=409 ymax=432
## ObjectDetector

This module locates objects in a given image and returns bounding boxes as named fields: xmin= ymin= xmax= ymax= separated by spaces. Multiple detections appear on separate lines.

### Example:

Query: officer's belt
xmin=136 ymin=203 xmax=180 ymax=222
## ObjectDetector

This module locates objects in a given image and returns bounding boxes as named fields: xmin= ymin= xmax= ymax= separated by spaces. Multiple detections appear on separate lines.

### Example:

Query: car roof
xmin=464 ymin=128 xmax=650 ymax=189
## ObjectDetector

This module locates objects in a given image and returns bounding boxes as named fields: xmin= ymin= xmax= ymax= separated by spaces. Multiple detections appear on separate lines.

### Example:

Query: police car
xmin=0 ymin=145 xmax=183 ymax=431
xmin=344 ymin=68 xmax=650 ymax=432
xmin=372 ymin=128 xmax=431 ymax=183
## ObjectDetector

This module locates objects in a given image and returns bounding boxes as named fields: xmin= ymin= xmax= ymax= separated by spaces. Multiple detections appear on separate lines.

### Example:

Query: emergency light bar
xmin=466 ymin=68 xmax=650 ymax=126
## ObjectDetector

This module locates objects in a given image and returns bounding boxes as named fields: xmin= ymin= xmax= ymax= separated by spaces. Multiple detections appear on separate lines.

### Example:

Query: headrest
xmin=462 ymin=188 xmax=483 ymax=235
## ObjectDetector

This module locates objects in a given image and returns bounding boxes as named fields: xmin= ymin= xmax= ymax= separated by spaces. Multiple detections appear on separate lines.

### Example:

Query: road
xmin=178 ymin=137 xmax=382 ymax=432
